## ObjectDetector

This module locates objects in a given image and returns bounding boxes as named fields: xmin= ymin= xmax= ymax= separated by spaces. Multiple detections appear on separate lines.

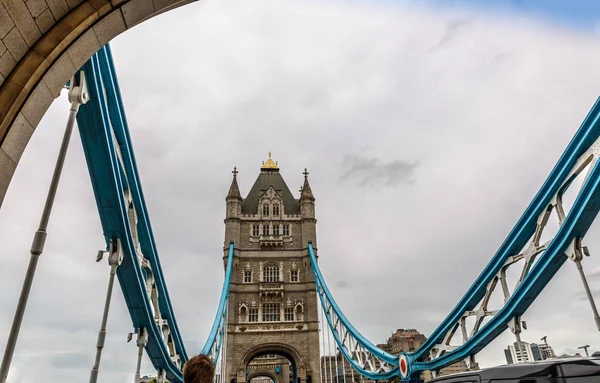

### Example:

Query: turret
xmin=300 ymin=168 xmax=317 ymax=247
xmin=224 ymin=167 xmax=242 ymax=247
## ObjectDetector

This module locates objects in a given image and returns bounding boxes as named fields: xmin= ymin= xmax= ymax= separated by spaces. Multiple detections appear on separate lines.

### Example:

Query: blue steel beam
xmin=201 ymin=242 xmax=234 ymax=363
xmin=404 ymin=97 xmax=600 ymax=379
xmin=77 ymin=45 xmax=186 ymax=382
xmin=308 ymin=243 xmax=398 ymax=381
xmin=310 ymin=98 xmax=600 ymax=382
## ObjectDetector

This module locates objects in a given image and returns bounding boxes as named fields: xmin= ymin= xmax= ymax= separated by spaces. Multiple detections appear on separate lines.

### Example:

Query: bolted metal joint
xmin=567 ymin=239 xmax=585 ymax=262
xmin=30 ymin=230 xmax=47 ymax=256
xmin=156 ymin=369 xmax=166 ymax=383
xmin=67 ymin=71 xmax=90 ymax=111
xmin=136 ymin=328 xmax=148 ymax=348
xmin=107 ymin=239 xmax=123 ymax=267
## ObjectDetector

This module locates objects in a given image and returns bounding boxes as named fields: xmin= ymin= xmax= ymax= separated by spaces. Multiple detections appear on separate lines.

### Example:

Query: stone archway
xmin=247 ymin=371 xmax=279 ymax=383
xmin=0 ymin=0 xmax=195 ymax=208
xmin=236 ymin=344 xmax=306 ymax=383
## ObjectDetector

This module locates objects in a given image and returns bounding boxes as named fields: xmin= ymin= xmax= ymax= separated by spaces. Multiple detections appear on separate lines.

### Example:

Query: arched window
xmin=263 ymin=204 xmax=269 ymax=216
xmin=263 ymin=264 xmax=280 ymax=282
xmin=273 ymin=204 xmax=280 ymax=216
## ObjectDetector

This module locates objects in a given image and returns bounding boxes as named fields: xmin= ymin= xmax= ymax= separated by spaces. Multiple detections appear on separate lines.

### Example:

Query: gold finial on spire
xmin=261 ymin=151 xmax=279 ymax=169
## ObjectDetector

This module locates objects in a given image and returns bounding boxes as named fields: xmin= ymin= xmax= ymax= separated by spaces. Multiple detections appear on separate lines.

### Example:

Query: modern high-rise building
xmin=504 ymin=341 xmax=542 ymax=364
xmin=539 ymin=343 xmax=556 ymax=360
xmin=504 ymin=340 xmax=556 ymax=364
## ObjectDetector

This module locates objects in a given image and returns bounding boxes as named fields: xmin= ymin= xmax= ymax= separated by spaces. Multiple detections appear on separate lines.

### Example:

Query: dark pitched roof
xmin=242 ymin=169 xmax=299 ymax=214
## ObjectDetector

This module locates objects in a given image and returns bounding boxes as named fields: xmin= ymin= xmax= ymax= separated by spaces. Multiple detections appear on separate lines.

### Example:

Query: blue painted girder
xmin=309 ymin=97 xmax=600 ymax=381
xmin=76 ymin=45 xmax=187 ymax=382
xmin=308 ymin=243 xmax=399 ymax=381
xmin=201 ymin=242 xmax=234 ymax=362
xmin=406 ymin=97 xmax=600 ymax=378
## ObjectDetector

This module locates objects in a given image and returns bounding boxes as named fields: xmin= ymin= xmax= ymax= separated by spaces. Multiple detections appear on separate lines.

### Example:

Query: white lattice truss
xmin=114 ymin=131 xmax=182 ymax=370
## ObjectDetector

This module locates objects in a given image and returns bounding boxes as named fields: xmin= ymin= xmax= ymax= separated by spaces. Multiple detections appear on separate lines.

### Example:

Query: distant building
xmin=438 ymin=360 xmax=470 ymax=377
xmin=505 ymin=341 xmax=542 ymax=364
xmin=321 ymin=328 xmax=470 ymax=383
xmin=505 ymin=340 xmax=557 ymax=364
xmin=558 ymin=353 xmax=583 ymax=359
xmin=530 ymin=343 xmax=543 ymax=361
xmin=321 ymin=353 xmax=375 ymax=383
xmin=539 ymin=343 xmax=556 ymax=360
xmin=382 ymin=329 xmax=469 ymax=381
xmin=385 ymin=329 xmax=428 ymax=355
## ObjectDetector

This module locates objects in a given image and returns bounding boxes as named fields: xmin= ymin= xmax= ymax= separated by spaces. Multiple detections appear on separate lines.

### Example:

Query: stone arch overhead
xmin=0 ymin=0 xmax=195 ymax=208
xmin=240 ymin=343 xmax=305 ymax=371
xmin=247 ymin=371 xmax=278 ymax=383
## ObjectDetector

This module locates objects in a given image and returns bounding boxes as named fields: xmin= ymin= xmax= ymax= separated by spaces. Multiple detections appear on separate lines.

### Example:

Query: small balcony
xmin=258 ymin=235 xmax=283 ymax=247
xmin=259 ymin=280 xmax=283 ymax=299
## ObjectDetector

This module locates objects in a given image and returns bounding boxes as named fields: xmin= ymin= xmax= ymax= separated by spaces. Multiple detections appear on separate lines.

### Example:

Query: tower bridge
xmin=1 ymin=11 xmax=600 ymax=383
xmin=223 ymin=153 xmax=320 ymax=383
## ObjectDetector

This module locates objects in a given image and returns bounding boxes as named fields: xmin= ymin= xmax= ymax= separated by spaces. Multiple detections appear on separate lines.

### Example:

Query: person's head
xmin=183 ymin=354 xmax=215 ymax=383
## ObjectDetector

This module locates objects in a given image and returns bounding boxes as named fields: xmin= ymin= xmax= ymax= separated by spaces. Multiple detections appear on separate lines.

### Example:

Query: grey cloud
xmin=338 ymin=155 xmax=419 ymax=187
xmin=334 ymin=280 xmax=352 ymax=289
xmin=50 ymin=352 xmax=90 ymax=369
xmin=429 ymin=18 xmax=473 ymax=51
xmin=574 ymin=288 xmax=600 ymax=302
xmin=587 ymin=268 xmax=600 ymax=279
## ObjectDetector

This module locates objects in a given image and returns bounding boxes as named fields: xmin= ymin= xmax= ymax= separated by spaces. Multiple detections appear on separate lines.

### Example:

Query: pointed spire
xmin=227 ymin=166 xmax=242 ymax=200
xmin=300 ymin=168 xmax=314 ymax=201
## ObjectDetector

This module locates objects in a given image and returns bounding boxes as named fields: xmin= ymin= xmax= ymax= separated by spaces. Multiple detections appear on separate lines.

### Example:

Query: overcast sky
xmin=2 ymin=0 xmax=600 ymax=381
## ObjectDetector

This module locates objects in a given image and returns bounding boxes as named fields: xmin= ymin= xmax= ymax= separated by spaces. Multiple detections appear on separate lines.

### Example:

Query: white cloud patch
xmin=1 ymin=0 xmax=600 ymax=381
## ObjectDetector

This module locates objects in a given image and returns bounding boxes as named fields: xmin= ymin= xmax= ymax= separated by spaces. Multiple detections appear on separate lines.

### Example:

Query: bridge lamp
xmin=96 ymin=250 xmax=108 ymax=262
xmin=578 ymin=345 xmax=591 ymax=357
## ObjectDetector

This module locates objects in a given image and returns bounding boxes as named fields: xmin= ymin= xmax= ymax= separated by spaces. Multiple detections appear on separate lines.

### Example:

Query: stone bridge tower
xmin=223 ymin=153 xmax=320 ymax=383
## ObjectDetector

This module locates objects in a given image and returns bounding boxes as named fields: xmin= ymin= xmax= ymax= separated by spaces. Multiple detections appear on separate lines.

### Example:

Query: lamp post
xmin=578 ymin=345 xmax=590 ymax=357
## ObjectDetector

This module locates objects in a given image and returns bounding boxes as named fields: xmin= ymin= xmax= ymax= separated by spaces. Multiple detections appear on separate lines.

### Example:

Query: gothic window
xmin=290 ymin=269 xmax=299 ymax=282
xmin=263 ymin=204 xmax=269 ymax=216
xmin=273 ymin=225 xmax=280 ymax=236
xmin=262 ymin=225 xmax=269 ymax=236
xmin=243 ymin=269 xmax=252 ymax=283
xmin=263 ymin=264 xmax=280 ymax=282
xmin=262 ymin=303 xmax=280 ymax=322
xmin=273 ymin=204 xmax=280 ymax=216
xmin=248 ymin=308 xmax=258 ymax=322
xmin=283 ymin=224 xmax=290 ymax=236
xmin=252 ymin=224 xmax=259 ymax=236
xmin=284 ymin=307 xmax=294 ymax=321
